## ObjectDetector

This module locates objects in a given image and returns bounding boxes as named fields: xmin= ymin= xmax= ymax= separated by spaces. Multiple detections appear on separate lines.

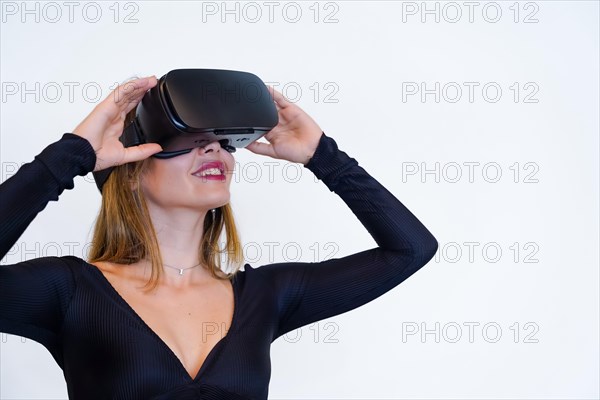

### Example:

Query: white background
xmin=1 ymin=1 xmax=598 ymax=399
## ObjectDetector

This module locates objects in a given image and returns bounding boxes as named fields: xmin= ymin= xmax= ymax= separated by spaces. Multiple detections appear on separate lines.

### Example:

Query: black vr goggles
xmin=92 ymin=68 xmax=279 ymax=193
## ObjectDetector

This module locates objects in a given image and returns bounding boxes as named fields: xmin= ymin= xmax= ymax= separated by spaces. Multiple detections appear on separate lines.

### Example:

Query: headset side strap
xmin=120 ymin=119 xmax=144 ymax=147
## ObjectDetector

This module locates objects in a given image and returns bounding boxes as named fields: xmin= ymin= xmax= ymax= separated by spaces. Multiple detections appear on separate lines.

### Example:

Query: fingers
xmin=244 ymin=141 xmax=275 ymax=158
xmin=122 ymin=143 xmax=163 ymax=164
xmin=100 ymin=76 xmax=157 ymax=119
xmin=115 ymin=75 xmax=157 ymax=112
xmin=266 ymin=85 xmax=291 ymax=109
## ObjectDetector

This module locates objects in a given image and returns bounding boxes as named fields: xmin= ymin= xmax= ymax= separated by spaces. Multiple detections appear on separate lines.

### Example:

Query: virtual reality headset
xmin=91 ymin=68 xmax=279 ymax=193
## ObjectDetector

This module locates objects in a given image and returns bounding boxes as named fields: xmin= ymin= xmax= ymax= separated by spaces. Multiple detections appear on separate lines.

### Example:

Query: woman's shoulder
xmin=57 ymin=256 xmax=114 ymax=273
xmin=88 ymin=260 xmax=116 ymax=273
xmin=60 ymin=256 xmax=123 ymax=279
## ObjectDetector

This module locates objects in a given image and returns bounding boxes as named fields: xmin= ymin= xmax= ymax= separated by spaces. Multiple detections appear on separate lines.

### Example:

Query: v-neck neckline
xmin=83 ymin=260 xmax=239 ymax=383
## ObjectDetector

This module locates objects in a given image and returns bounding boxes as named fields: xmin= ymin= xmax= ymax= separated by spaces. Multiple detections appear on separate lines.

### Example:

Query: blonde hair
xmin=86 ymin=106 xmax=244 ymax=293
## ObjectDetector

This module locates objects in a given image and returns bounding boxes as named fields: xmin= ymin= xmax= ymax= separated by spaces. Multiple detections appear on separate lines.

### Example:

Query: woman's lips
xmin=191 ymin=161 xmax=226 ymax=181
xmin=193 ymin=174 xmax=226 ymax=181
xmin=192 ymin=161 xmax=225 ymax=176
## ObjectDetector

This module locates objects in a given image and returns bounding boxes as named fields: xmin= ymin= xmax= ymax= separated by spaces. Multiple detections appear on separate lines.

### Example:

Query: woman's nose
xmin=197 ymin=140 xmax=221 ymax=154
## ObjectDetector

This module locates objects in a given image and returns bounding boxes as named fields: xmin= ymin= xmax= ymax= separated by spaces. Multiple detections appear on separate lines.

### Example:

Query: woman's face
xmin=139 ymin=139 xmax=235 ymax=211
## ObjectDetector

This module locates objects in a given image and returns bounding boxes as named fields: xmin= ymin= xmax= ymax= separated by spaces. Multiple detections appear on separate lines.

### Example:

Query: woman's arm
xmin=0 ymin=133 xmax=96 ymax=356
xmin=0 ymin=133 xmax=96 ymax=258
xmin=0 ymin=76 xmax=163 ymax=358
xmin=255 ymin=132 xmax=438 ymax=340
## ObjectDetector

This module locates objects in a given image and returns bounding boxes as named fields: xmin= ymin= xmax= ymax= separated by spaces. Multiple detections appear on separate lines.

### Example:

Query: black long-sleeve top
xmin=0 ymin=131 xmax=438 ymax=399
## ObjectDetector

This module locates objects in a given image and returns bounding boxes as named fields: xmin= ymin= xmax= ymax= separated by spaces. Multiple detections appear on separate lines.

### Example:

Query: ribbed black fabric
xmin=0 ymin=131 xmax=438 ymax=399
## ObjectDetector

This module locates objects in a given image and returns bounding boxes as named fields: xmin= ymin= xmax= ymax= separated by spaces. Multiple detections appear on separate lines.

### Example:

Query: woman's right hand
xmin=72 ymin=76 xmax=164 ymax=172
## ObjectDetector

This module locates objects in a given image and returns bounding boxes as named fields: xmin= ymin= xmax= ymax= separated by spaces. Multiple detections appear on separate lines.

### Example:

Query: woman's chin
xmin=190 ymin=193 xmax=231 ymax=208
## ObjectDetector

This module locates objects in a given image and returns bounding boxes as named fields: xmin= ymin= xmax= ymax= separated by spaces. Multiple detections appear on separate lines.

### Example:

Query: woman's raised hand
xmin=244 ymin=85 xmax=323 ymax=165
xmin=72 ymin=76 xmax=164 ymax=172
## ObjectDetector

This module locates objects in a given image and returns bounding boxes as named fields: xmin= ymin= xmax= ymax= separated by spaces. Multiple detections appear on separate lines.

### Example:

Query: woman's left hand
xmin=243 ymin=85 xmax=323 ymax=165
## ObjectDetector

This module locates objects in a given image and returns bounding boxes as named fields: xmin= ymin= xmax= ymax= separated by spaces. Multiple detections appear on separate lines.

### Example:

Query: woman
xmin=0 ymin=75 xmax=438 ymax=399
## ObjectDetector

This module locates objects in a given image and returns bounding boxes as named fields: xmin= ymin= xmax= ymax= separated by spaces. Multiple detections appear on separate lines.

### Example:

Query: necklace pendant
xmin=178 ymin=269 xmax=184 ymax=276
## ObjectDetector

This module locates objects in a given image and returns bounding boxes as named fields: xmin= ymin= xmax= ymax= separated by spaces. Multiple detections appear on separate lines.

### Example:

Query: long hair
xmin=86 ymin=105 xmax=244 ymax=293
